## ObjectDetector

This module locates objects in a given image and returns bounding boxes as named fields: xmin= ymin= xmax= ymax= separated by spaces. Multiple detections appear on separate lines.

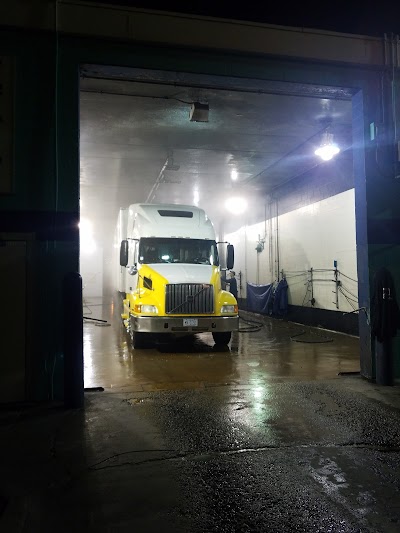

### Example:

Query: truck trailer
xmin=117 ymin=203 xmax=239 ymax=348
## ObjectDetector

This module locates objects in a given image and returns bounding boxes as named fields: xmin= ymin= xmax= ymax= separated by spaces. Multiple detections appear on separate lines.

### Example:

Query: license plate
xmin=183 ymin=318 xmax=198 ymax=327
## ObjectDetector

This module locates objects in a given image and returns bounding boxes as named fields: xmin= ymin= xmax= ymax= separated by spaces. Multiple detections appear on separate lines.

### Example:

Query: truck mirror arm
xmin=127 ymin=264 xmax=154 ymax=292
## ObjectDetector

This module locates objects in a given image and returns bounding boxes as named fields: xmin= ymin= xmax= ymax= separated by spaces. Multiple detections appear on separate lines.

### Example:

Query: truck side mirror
xmin=120 ymin=240 xmax=128 ymax=267
xmin=226 ymin=244 xmax=234 ymax=270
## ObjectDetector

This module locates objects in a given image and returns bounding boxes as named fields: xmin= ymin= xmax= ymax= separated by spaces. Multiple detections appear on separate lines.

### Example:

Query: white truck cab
xmin=117 ymin=203 xmax=239 ymax=347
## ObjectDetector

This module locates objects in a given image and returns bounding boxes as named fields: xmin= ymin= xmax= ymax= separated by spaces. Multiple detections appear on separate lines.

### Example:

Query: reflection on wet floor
xmin=83 ymin=295 xmax=360 ymax=393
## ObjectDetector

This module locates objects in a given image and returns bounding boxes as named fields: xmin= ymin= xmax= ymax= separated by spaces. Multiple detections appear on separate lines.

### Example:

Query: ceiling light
xmin=315 ymin=132 xmax=340 ymax=161
xmin=225 ymin=196 xmax=248 ymax=215
xmin=189 ymin=102 xmax=209 ymax=122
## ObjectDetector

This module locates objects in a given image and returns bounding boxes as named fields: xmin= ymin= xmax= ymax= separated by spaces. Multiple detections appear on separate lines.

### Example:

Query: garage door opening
xmin=79 ymin=67 xmax=359 ymax=392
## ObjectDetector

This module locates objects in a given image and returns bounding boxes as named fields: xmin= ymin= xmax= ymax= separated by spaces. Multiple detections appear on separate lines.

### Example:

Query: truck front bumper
xmin=130 ymin=315 xmax=239 ymax=334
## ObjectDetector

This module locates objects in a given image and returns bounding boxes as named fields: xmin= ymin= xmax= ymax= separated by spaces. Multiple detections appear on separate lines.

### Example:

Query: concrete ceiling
xmin=79 ymin=76 xmax=353 ymax=242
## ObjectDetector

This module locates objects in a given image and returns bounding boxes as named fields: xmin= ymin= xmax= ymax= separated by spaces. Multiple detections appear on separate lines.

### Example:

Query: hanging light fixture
xmin=315 ymin=131 xmax=340 ymax=161
xmin=225 ymin=196 xmax=247 ymax=215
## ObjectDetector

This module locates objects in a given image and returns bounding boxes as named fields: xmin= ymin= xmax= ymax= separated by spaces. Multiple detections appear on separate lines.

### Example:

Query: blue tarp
xmin=246 ymin=282 xmax=274 ymax=314
xmin=246 ymin=278 xmax=288 ymax=316
xmin=273 ymin=278 xmax=289 ymax=316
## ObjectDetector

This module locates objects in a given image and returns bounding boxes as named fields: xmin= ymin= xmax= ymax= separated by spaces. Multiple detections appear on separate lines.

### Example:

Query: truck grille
xmin=166 ymin=284 xmax=214 ymax=314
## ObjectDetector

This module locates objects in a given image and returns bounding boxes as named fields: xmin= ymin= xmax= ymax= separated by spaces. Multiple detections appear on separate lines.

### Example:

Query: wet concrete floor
xmin=1 ymin=295 xmax=400 ymax=532
xmin=83 ymin=296 xmax=361 ymax=392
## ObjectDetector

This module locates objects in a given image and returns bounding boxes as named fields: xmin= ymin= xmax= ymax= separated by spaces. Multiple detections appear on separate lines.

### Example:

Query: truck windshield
xmin=139 ymin=238 xmax=219 ymax=266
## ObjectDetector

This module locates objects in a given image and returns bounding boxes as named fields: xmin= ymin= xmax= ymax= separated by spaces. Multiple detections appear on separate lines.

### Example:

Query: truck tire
xmin=212 ymin=331 xmax=231 ymax=345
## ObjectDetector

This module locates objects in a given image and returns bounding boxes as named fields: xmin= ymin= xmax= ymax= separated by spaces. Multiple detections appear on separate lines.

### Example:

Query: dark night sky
xmin=89 ymin=0 xmax=400 ymax=38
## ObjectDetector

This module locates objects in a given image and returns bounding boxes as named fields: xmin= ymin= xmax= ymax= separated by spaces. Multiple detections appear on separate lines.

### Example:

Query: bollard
xmin=375 ymin=337 xmax=393 ymax=386
xmin=63 ymin=272 xmax=84 ymax=408
xmin=371 ymin=267 xmax=399 ymax=386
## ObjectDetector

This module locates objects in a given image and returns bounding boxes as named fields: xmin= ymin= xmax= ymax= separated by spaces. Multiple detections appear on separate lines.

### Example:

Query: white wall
xmin=80 ymin=247 xmax=104 ymax=298
xmin=226 ymin=189 xmax=358 ymax=313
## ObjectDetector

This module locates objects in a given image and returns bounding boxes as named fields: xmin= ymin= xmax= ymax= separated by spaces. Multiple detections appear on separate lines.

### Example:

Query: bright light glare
xmin=225 ymin=196 xmax=248 ymax=215
xmin=315 ymin=143 xmax=340 ymax=161
xmin=78 ymin=218 xmax=92 ymax=232
xmin=231 ymin=169 xmax=238 ymax=181
xmin=79 ymin=217 xmax=96 ymax=254
xmin=253 ymin=387 xmax=263 ymax=400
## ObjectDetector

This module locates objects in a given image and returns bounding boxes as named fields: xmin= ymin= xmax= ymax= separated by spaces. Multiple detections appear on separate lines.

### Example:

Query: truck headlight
xmin=139 ymin=305 xmax=158 ymax=314
xmin=221 ymin=305 xmax=238 ymax=314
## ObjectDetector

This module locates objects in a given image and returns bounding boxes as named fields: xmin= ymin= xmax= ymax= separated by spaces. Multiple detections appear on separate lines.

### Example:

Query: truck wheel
xmin=212 ymin=332 xmax=231 ymax=345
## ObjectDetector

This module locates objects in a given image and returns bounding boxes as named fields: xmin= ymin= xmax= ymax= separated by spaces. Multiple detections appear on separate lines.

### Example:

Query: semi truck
xmin=116 ymin=203 xmax=239 ymax=348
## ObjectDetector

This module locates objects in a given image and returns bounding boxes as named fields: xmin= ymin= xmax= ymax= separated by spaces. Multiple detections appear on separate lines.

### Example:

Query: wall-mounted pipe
xmin=269 ymin=200 xmax=273 ymax=281
xmin=276 ymin=198 xmax=280 ymax=281
xmin=244 ymin=224 xmax=248 ymax=298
